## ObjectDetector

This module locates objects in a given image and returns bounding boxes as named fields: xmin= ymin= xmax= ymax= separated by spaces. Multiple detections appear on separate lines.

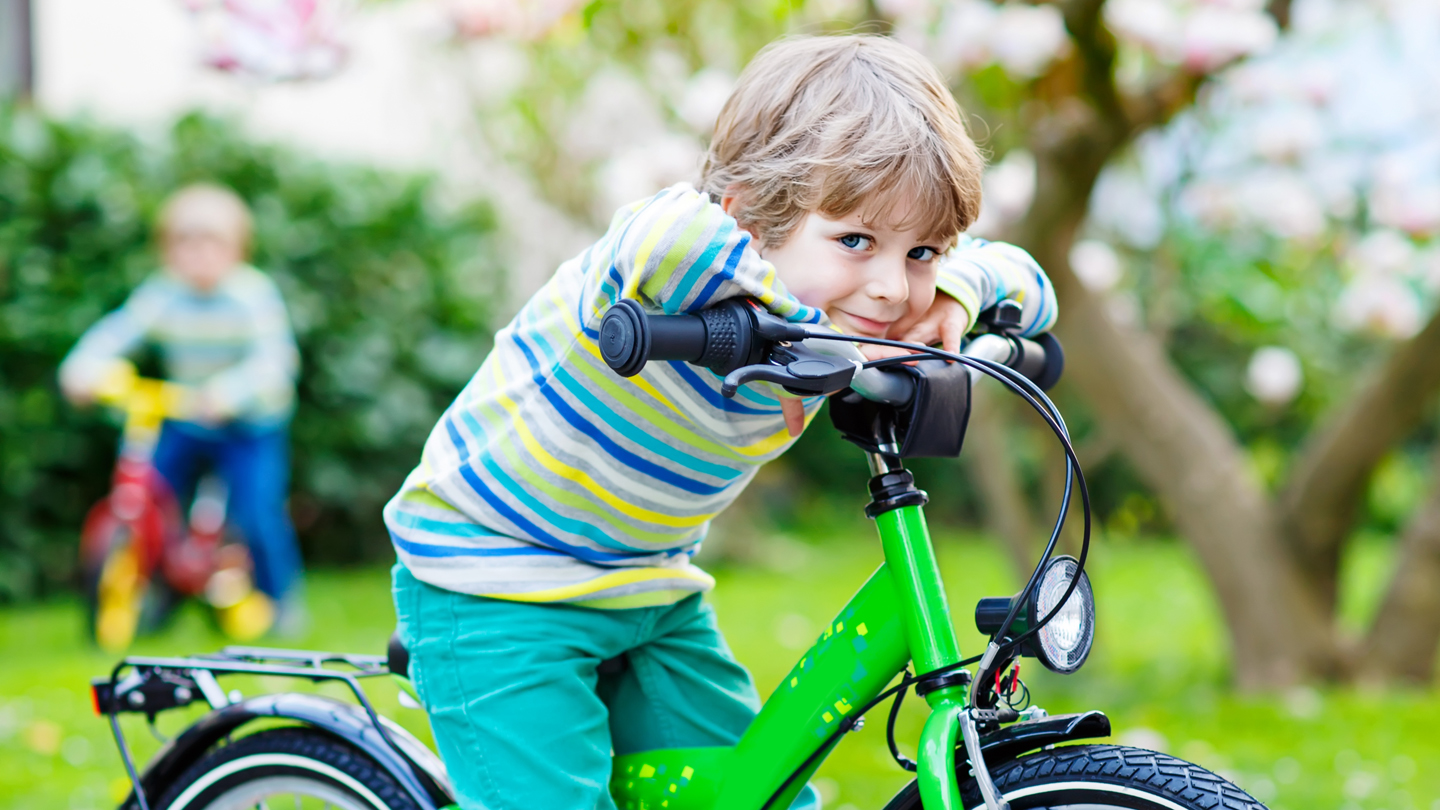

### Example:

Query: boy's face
xmin=163 ymin=231 xmax=244 ymax=293
xmin=753 ymin=204 xmax=944 ymax=340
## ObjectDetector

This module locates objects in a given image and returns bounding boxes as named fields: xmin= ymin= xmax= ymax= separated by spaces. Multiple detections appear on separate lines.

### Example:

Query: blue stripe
xmin=474 ymin=452 xmax=658 ymax=554
xmin=690 ymin=238 xmax=747 ymax=306
xmin=554 ymin=366 xmax=741 ymax=481
xmin=510 ymin=333 xmax=729 ymax=495
xmin=671 ymin=361 xmax=782 ymax=415
xmin=667 ymin=219 xmax=732 ymax=312
xmin=393 ymin=533 xmax=561 ymax=558
xmin=390 ymin=510 xmax=509 ymax=539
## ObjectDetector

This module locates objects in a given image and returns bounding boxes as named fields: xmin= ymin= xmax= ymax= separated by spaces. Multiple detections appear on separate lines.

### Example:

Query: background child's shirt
xmin=60 ymin=265 xmax=299 ymax=427
xmin=385 ymin=184 xmax=1055 ymax=608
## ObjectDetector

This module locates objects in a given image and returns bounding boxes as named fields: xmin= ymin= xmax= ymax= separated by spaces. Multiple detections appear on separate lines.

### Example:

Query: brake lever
xmin=719 ymin=344 xmax=857 ymax=398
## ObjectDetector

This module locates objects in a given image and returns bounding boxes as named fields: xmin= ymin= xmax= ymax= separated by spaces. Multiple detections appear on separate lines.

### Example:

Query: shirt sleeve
xmin=583 ymin=184 xmax=827 ymax=328
xmin=935 ymin=235 xmax=1058 ymax=338
xmin=200 ymin=273 xmax=300 ymax=419
xmin=57 ymin=278 xmax=165 ymax=395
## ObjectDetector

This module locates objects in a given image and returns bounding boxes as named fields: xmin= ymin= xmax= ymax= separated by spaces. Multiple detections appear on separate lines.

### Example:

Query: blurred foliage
xmin=0 ymin=106 xmax=503 ymax=601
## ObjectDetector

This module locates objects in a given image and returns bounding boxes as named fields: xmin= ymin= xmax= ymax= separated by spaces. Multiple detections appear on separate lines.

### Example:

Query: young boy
xmin=387 ymin=35 xmax=1057 ymax=809
xmin=60 ymin=183 xmax=305 ymax=626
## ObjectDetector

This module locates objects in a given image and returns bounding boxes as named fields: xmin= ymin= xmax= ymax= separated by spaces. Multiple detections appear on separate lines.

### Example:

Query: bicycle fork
xmin=870 ymin=456 xmax=1007 ymax=810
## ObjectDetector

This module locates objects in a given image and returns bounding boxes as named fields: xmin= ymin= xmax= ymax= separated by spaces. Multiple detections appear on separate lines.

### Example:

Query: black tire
xmin=882 ymin=744 xmax=1267 ymax=809
xmin=154 ymin=728 xmax=423 ymax=810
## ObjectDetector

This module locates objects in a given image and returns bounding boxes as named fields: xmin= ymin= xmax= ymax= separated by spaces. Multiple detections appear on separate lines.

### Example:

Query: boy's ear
xmin=719 ymin=188 xmax=766 ymax=251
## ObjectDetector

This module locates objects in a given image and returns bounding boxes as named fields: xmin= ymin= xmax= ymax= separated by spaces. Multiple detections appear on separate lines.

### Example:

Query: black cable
xmin=759 ymin=653 xmax=983 ymax=810
xmin=806 ymin=331 xmax=1093 ymax=681
xmin=886 ymin=673 xmax=918 ymax=772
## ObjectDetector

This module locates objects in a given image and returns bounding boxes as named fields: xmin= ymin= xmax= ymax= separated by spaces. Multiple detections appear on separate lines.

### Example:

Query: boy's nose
xmin=865 ymin=257 xmax=910 ymax=304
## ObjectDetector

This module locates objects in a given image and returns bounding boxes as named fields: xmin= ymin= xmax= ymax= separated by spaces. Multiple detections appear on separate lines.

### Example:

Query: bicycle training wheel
xmin=883 ymin=744 xmax=1267 ymax=809
xmin=154 ymin=728 xmax=422 ymax=810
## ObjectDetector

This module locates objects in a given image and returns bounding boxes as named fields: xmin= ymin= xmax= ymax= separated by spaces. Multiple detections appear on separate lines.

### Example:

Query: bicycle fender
xmin=123 ymin=692 xmax=453 ymax=810
xmin=976 ymin=710 xmax=1111 ymax=763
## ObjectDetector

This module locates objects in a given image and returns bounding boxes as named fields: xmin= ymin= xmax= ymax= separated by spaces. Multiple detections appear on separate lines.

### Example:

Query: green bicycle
xmin=95 ymin=298 xmax=1265 ymax=810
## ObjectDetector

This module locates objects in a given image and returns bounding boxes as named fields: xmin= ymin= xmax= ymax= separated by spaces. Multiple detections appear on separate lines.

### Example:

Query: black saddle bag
xmin=828 ymin=358 xmax=972 ymax=458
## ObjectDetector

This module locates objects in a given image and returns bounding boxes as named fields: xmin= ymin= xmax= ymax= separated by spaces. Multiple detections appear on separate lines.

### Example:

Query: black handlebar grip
xmin=1012 ymin=333 xmax=1065 ymax=391
xmin=600 ymin=299 xmax=761 ymax=378
xmin=599 ymin=299 xmax=653 ymax=377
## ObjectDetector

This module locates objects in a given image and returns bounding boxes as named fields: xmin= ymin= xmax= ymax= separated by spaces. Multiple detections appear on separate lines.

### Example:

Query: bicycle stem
xmin=865 ymin=451 xmax=990 ymax=810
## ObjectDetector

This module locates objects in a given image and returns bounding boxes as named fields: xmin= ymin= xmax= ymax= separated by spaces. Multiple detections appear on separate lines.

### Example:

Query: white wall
xmin=33 ymin=0 xmax=590 ymax=309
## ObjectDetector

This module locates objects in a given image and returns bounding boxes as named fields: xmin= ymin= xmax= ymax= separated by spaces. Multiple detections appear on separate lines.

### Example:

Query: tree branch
xmin=1359 ymin=444 xmax=1440 ymax=683
xmin=1279 ymin=305 xmax=1440 ymax=610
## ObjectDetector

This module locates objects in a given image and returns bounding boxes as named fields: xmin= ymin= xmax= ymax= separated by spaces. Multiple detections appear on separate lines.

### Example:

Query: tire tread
xmin=155 ymin=727 xmax=421 ymax=810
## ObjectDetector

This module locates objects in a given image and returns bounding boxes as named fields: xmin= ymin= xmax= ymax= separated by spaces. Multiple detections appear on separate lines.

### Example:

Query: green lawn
xmin=2 ymin=530 xmax=1437 ymax=810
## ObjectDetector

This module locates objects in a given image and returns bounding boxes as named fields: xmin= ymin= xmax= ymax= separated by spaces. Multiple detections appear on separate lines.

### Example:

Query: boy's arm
xmin=199 ymin=275 xmax=299 ymax=420
xmin=584 ymin=184 xmax=826 ymax=326
xmin=935 ymin=235 xmax=1058 ymax=338
xmin=57 ymin=280 xmax=163 ymax=402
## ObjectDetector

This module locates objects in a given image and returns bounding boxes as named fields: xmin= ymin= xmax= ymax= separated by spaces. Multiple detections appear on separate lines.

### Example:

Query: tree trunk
xmin=1047 ymin=259 xmax=1339 ymax=686
xmin=966 ymin=386 xmax=1038 ymax=579
xmin=1358 ymin=446 xmax=1440 ymax=683
xmin=997 ymin=19 xmax=1341 ymax=683
xmin=1278 ymin=306 xmax=1440 ymax=613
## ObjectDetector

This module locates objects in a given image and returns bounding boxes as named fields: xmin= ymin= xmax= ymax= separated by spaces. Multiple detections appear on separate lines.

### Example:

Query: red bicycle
xmin=80 ymin=361 xmax=274 ymax=651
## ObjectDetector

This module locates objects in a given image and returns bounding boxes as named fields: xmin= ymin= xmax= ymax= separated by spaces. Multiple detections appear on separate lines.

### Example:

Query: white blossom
xmin=932 ymin=0 xmax=996 ymax=74
xmin=1070 ymin=239 xmax=1125 ymax=291
xmin=1345 ymin=230 xmax=1415 ymax=279
xmin=677 ymin=69 xmax=736 ymax=135
xmin=988 ymin=4 xmax=1071 ymax=78
xmin=1245 ymin=346 xmax=1304 ymax=406
xmin=969 ymin=149 xmax=1035 ymax=236
xmin=596 ymin=134 xmax=704 ymax=218
xmin=1333 ymin=275 xmax=1423 ymax=339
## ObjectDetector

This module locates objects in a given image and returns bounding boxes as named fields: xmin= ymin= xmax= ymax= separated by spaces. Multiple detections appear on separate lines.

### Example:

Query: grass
xmin=1 ymin=528 xmax=1437 ymax=810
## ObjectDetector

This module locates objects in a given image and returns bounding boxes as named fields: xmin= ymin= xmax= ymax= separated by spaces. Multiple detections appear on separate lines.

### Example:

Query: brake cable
xmin=756 ymin=331 xmax=1092 ymax=805
xmin=803 ymin=331 xmax=1093 ymax=684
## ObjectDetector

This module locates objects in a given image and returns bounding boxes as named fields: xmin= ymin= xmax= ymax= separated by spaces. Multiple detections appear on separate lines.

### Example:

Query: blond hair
xmin=700 ymin=35 xmax=984 ymax=250
xmin=156 ymin=183 xmax=254 ymax=254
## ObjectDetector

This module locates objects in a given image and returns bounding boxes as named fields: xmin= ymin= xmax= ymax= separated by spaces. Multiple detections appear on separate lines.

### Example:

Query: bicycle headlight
xmin=974 ymin=555 xmax=1095 ymax=674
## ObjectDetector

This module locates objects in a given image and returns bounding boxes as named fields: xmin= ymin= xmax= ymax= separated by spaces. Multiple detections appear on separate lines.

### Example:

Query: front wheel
xmin=883 ymin=744 xmax=1267 ymax=809
xmin=153 ymin=728 xmax=422 ymax=810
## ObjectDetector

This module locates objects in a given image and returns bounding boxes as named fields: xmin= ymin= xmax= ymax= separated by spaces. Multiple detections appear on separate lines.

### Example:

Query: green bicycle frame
xmin=610 ymin=458 xmax=970 ymax=810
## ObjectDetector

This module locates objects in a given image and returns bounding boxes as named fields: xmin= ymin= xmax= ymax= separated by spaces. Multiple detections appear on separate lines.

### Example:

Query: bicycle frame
xmin=612 ymin=455 xmax=969 ymax=810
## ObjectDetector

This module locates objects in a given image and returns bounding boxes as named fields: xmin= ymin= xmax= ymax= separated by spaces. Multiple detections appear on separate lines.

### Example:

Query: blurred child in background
xmin=60 ymin=183 xmax=306 ymax=632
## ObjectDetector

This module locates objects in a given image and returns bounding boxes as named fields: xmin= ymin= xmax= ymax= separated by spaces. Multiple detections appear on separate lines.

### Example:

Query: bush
xmin=0 ymin=108 xmax=504 ymax=601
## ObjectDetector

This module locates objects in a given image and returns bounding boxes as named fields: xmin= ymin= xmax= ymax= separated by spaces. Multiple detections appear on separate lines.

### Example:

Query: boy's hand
xmin=859 ymin=292 xmax=972 ymax=361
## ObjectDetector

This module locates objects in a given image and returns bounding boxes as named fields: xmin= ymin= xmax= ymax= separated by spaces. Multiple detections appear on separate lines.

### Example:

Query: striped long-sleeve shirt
xmin=59 ymin=265 xmax=299 ymax=426
xmin=385 ymin=184 xmax=1056 ymax=608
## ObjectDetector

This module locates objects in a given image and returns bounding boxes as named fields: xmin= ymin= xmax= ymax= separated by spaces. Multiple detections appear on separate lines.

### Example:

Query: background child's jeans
xmin=391 ymin=563 xmax=821 ymax=810
xmin=153 ymin=420 xmax=303 ymax=600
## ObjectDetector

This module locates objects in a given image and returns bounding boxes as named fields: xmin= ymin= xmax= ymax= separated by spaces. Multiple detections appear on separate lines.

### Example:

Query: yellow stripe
xmin=490 ymin=364 xmax=712 ymax=529
xmin=478 ymin=566 xmax=713 ymax=604
xmin=494 ymin=430 xmax=701 ymax=544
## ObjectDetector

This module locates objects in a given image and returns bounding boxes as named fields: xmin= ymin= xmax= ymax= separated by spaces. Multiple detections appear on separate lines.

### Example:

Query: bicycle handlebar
xmin=599 ymin=298 xmax=1063 ymax=402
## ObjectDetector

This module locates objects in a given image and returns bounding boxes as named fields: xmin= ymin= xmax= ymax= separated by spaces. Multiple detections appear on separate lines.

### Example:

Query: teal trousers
xmin=392 ymin=564 xmax=820 ymax=810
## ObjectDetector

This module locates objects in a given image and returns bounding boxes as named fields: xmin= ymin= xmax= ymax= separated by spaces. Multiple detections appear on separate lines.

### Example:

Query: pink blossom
xmin=184 ymin=0 xmax=348 ymax=81
xmin=1181 ymin=4 xmax=1277 ymax=72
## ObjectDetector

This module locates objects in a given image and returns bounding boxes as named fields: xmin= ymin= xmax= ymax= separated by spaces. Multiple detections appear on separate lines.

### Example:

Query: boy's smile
xmin=729 ymin=201 xmax=945 ymax=342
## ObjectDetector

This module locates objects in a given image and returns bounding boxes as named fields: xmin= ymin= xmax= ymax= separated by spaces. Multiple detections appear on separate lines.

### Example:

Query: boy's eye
xmin=838 ymin=234 xmax=873 ymax=250
xmin=908 ymin=246 xmax=939 ymax=262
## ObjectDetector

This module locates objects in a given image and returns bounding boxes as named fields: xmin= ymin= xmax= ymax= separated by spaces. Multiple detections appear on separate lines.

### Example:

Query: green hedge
xmin=0 ymin=109 xmax=503 ymax=601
